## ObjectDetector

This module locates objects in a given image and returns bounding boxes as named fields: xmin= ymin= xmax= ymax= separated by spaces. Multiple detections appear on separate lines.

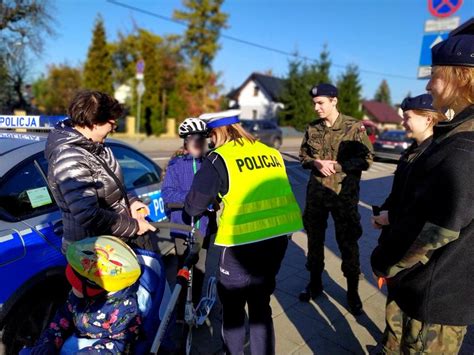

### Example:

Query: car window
xmin=262 ymin=121 xmax=275 ymax=129
xmin=110 ymin=145 xmax=161 ymax=190
xmin=379 ymin=131 xmax=407 ymax=142
xmin=0 ymin=159 xmax=56 ymax=220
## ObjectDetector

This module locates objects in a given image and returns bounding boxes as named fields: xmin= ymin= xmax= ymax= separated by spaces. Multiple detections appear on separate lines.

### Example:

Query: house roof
xmin=362 ymin=100 xmax=402 ymax=124
xmin=228 ymin=73 xmax=285 ymax=102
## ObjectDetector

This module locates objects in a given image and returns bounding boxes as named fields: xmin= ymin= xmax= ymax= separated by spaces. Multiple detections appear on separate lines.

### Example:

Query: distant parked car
xmin=373 ymin=130 xmax=413 ymax=161
xmin=241 ymin=119 xmax=283 ymax=149
xmin=361 ymin=120 xmax=380 ymax=144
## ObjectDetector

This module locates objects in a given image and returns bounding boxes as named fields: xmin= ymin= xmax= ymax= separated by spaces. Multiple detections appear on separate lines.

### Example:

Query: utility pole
xmin=135 ymin=59 xmax=145 ymax=134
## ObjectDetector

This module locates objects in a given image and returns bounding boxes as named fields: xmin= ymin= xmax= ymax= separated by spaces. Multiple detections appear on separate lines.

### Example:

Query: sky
xmin=35 ymin=0 xmax=474 ymax=104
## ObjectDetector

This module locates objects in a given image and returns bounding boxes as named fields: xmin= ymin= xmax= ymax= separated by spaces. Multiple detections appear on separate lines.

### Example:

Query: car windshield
xmin=240 ymin=121 xmax=254 ymax=130
xmin=379 ymin=131 xmax=408 ymax=142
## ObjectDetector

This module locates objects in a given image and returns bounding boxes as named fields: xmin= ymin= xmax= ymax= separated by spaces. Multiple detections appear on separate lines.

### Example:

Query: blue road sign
xmin=136 ymin=59 xmax=145 ymax=74
xmin=428 ymin=0 xmax=463 ymax=18
xmin=419 ymin=32 xmax=449 ymax=66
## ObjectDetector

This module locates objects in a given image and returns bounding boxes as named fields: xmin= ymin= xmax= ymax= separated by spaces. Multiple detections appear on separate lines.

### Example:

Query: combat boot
xmin=299 ymin=272 xmax=323 ymax=302
xmin=347 ymin=277 xmax=363 ymax=315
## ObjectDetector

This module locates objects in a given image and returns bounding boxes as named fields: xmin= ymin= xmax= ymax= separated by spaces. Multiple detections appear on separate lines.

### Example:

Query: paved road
xmin=119 ymin=137 xmax=473 ymax=354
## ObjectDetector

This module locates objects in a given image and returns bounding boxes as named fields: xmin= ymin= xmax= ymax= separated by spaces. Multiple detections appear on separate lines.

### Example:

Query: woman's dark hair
xmin=68 ymin=90 xmax=124 ymax=127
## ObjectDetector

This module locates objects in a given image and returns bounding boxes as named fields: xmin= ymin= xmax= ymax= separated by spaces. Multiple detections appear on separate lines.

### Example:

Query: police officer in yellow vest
xmin=184 ymin=110 xmax=303 ymax=355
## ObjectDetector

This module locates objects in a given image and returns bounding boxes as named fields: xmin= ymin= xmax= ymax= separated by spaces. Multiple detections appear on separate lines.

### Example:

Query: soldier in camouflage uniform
xmin=299 ymin=83 xmax=373 ymax=315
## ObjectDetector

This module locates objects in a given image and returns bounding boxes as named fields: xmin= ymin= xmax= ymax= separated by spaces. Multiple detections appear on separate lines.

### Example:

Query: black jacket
xmin=45 ymin=120 xmax=139 ymax=242
xmin=371 ymin=105 xmax=474 ymax=325
xmin=380 ymin=137 xmax=432 ymax=227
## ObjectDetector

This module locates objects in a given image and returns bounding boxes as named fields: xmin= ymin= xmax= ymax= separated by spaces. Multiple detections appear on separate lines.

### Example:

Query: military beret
xmin=400 ymin=94 xmax=437 ymax=112
xmin=431 ymin=34 xmax=474 ymax=67
xmin=309 ymin=83 xmax=338 ymax=98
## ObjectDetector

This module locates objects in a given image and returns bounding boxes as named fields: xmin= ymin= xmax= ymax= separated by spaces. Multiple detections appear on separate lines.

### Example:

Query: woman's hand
xmin=371 ymin=210 xmax=390 ymax=229
xmin=131 ymin=200 xmax=150 ymax=219
xmin=136 ymin=219 xmax=157 ymax=235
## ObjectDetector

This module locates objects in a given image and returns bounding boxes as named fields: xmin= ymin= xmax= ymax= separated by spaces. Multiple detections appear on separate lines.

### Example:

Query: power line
xmin=106 ymin=0 xmax=418 ymax=81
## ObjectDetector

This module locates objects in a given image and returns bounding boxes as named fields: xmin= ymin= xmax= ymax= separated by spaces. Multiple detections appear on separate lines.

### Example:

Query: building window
xmin=252 ymin=110 xmax=258 ymax=119
xmin=253 ymin=86 xmax=259 ymax=97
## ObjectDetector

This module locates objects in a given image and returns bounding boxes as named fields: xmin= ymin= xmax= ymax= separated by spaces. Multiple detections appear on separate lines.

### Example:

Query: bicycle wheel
xmin=185 ymin=324 xmax=193 ymax=355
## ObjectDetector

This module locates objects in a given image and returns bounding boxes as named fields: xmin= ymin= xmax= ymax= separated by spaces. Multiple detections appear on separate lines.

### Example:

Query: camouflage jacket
xmin=299 ymin=114 xmax=374 ymax=194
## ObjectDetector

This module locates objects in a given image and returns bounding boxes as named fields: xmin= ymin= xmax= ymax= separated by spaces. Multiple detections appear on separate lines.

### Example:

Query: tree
xmin=0 ymin=0 xmax=55 ymax=54
xmin=279 ymin=47 xmax=333 ymax=131
xmin=0 ymin=56 xmax=14 ymax=112
xmin=173 ymin=0 xmax=228 ymax=71
xmin=0 ymin=0 xmax=55 ymax=111
xmin=83 ymin=15 xmax=113 ymax=94
xmin=173 ymin=0 xmax=228 ymax=111
xmin=32 ymin=64 xmax=82 ymax=114
xmin=374 ymin=79 xmax=392 ymax=105
xmin=337 ymin=64 xmax=363 ymax=119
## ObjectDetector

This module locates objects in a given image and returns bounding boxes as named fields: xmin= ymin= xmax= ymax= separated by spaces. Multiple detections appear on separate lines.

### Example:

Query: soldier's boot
xmin=347 ymin=277 xmax=363 ymax=316
xmin=299 ymin=272 xmax=323 ymax=302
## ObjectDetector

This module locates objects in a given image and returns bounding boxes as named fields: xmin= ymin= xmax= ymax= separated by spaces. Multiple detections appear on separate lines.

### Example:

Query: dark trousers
xmin=217 ymin=236 xmax=288 ymax=355
xmin=303 ymin=185 xmax=362 ymax=279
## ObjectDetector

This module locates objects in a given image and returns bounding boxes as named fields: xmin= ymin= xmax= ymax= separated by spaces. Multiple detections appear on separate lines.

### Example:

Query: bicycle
xmin=149 ymin=204 xmax=217 ymax=355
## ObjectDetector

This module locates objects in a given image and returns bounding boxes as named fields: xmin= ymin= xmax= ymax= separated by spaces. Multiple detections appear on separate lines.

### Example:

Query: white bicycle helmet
xmin=179 ymin=118 xmax=207 ymax=138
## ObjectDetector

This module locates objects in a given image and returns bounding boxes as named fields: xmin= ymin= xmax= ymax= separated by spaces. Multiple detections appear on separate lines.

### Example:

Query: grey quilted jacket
xmin=45 ymin=120 xmax=139 ymax=242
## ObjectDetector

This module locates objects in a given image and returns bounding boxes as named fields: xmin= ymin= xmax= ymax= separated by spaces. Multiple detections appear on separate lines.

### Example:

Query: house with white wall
xmin=227 ymin=73 xmax=285 ymax=120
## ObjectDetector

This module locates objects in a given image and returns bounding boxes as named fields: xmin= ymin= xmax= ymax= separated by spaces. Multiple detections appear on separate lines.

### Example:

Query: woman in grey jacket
xmin=45 ymin=90 xmax=155 ymax=250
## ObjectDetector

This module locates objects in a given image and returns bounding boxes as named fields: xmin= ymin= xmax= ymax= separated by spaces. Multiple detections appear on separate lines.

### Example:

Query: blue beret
xmin=309 ymin=83 xmax=338 ymax=98
xmin=431 ymin=34 xmax=474 ymax=67
xmin=400 ymin=94 xmax=437 ymax=112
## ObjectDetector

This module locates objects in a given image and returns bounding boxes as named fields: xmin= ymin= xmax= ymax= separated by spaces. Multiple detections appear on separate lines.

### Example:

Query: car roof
xmin=0 ymin=130 xmax=128 ymax=177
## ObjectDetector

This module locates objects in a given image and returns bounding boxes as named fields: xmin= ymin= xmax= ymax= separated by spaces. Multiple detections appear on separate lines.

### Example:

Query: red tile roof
xmin=362 ymin=100 xmax=402 ymax=124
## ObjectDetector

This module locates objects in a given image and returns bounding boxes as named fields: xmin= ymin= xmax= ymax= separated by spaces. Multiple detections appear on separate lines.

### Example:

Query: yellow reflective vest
xmin=213 ymin=139 xmax=303 ymax=247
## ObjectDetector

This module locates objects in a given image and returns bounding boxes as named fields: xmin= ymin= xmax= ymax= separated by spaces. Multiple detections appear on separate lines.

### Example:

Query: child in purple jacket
xmin=162 ymin=118 xmax=217 ymax=308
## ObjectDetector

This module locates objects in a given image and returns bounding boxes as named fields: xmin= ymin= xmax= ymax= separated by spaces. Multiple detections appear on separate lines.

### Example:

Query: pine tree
xmin=173 ymin=0 xmax=228 ymax=111
xmin=174 ymin=0 xmax=228 ymax=71
xmin=83 ymin=15 xmax=113 ymax=94
xmin=279 ymin=47 xmax=333 ymax=131
xmin=374 ymin=79 xmax=392 ymax=105
xmin=337 ymin=64 xmax=363 ymax=119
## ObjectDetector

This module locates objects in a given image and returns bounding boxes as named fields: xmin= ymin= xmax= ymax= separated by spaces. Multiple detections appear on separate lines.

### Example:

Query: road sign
xmin=428 ymin=0 xmax=463 ymax=18
xmin=136 ymin=59 xmax=145 ymax=80
xmin=136 ymin=81 xmax=146 ymax=97
xmin=424 ymin=16 xmax=460 ymax=32
xmin=418 ymin=32 xmax=450 ymax=78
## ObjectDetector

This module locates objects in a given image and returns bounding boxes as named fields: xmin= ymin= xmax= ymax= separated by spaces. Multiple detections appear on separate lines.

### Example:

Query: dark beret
xmin=431 ymin=34 xmax=474 ymax=67
xmin=309 ymin=83 xmax=338 ymax=98
xmin=400 ymin=94 xmax=437 ymax=112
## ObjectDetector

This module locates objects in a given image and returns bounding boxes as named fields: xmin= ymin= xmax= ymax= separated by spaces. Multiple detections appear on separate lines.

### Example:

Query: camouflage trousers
xmin=383 ymin=297 xmax=467 ymax=354
xmin=303 ymin=184 xmax=362 ymax=279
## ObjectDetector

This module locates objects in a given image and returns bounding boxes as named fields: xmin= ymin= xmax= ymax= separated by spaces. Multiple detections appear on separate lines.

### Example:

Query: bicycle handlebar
xmin=149 ymin=221 xmax=202 ymax=268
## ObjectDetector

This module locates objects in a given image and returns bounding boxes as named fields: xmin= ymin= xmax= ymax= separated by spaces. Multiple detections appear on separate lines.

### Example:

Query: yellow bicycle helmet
xmin=66 ymin=236 xmax=141 ymax=292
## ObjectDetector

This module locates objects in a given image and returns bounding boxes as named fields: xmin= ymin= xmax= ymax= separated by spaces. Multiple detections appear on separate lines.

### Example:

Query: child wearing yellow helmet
xmin=22 ymin=236 xmax=142 ymax=354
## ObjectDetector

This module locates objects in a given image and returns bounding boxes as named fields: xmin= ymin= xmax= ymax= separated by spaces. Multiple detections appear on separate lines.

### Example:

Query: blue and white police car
xmin=0 ymin=115 xmax=171 ymax=353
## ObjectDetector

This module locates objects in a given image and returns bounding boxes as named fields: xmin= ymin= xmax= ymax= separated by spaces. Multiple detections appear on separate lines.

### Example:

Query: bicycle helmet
xmin=66 ymin=235 xmax=141 ymax=293
xmin=179 ymin=118 xmax=207 ymax=138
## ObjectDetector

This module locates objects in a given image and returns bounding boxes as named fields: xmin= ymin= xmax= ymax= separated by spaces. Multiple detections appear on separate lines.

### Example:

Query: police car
xmin=0 ymin=115 xmax=171 ymax=353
